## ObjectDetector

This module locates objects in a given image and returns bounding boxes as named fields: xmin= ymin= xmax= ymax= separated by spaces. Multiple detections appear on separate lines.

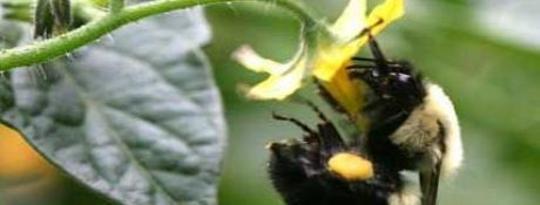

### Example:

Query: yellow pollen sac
xmin=327 ymin=152 xmax=374 ymax=181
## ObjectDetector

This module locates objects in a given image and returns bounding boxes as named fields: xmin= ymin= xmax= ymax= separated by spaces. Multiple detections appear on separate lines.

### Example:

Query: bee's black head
xmin=347 ymin=39 xmax=426 ymax=109
xmin=267 ymin=104 xmax=405 ymax=205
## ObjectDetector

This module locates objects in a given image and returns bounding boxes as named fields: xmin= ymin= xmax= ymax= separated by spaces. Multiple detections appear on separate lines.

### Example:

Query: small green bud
xmin=34 ymin=0 xmax=55 ymax=38
xmin=49 ymin=0 xmax=72 ymax=30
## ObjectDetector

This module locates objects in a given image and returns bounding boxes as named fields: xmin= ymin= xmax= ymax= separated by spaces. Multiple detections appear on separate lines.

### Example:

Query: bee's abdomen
xmin=268 ymin=144 xmax=396 ymax=205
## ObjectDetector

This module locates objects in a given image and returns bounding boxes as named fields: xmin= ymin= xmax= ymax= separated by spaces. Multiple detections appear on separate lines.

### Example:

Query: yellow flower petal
xmin=367 ymin=0 xmax=405 ymax=32
xmin=312 ymin=41 xmax=359 ymax=81
xmin=233 ymin=45 xmax=288 ymax=75
xmin=234 ymin=43 xmax=309 ymax=100
xmin=330 ymin=0 xmax=367 ymax=42
xmin=316 ymin=0 xmax=369 ymax=81
xmin=318 ymin=66 xmax=365 ymax=117
xmin=247 ymin=55 xmax=308 ymax=100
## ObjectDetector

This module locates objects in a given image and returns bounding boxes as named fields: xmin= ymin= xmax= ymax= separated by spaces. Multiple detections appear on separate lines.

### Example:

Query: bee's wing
xmin=420 ymin=162 xmax=442 ymax=205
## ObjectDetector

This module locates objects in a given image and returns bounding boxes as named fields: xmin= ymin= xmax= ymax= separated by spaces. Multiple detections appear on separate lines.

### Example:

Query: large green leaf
xmin=0 ymin=9 xmax=226 ymax=205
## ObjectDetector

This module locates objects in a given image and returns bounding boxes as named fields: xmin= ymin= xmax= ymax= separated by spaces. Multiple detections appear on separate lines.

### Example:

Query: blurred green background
xmin=1 ymin=0 xmax=540 ymax=204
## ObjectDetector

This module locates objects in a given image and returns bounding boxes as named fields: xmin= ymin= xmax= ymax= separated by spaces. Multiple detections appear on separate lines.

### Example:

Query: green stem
xmin=0 ymin=0 xmax=320 ymax=70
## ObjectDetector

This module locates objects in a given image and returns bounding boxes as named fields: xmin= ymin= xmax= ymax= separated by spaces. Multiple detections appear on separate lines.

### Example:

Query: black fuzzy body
xmin=267 ymin=112 xmax=404 ymax=205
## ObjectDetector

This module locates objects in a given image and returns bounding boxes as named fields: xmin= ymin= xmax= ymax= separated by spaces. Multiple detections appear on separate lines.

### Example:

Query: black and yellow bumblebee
xmin=267 ymin=38 xmax=462 ymax=205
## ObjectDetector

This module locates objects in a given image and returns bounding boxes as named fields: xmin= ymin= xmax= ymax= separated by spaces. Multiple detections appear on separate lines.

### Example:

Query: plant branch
xmin=0 ymin=0 xmax=321 ymax=70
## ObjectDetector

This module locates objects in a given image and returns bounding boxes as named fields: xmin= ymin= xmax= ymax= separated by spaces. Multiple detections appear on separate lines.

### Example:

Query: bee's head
xmin=347 ymin=39 xmax=426 ymax=108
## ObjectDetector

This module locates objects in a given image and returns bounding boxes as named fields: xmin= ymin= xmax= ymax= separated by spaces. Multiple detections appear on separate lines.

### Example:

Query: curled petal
xmin=233 ymin=45 xmax=287 ymax=75
xmin=233 ymin=43 xmax=309 ymax=100
xmin=247 ymin=55 xmax=308 ymax=100
xmin=330 ymin=0 xmax=367 ymax=42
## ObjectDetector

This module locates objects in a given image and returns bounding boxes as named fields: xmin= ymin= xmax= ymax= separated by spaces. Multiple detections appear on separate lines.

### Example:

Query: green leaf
xmin=0 ymin=9 xmax=226 ymax=205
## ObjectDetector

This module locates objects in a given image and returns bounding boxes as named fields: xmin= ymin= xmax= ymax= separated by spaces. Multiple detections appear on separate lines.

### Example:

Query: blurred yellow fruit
xmin=0 ymin=125 xmax=56 ymax=179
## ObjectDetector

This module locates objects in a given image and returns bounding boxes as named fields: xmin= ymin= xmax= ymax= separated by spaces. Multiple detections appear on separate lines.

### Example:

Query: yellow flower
xmin=234 ymin=0 xmax=404 ymax=119
xmin=314 ymin=0 xmax=404 ymax=80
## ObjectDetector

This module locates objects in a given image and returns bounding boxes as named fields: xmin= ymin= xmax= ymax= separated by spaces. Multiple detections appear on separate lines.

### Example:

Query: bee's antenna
xmin=367 ymin=34 xmax=391 ymax=74
xmin=367 ymin=35 xmax=387 ymax=62
xmin=346 ymin=64 xmax=375 ymax=70
xmin=351 ymin=18 xmax=384 ymax=42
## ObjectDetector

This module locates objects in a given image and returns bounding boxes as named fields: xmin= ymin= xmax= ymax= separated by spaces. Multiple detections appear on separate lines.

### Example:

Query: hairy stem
xmin=0 ymin=0 xmax=320 ymax=70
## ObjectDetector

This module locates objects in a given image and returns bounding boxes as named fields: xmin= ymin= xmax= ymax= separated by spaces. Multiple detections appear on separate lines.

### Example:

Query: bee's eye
xmin=396 ymin=73 xmax=411 ymax=82
xmin=372 ymin=70 xmax=380 ymax=77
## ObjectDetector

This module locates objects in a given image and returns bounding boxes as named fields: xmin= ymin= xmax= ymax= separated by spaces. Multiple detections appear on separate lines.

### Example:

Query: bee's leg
xmin=303 ymin=100 xmax=329 ymax=123
xmin=315 ymin=80 xmax=347 ymax=114
xmin=272 ymin=112 xmax=317 ymax=136
xmin=346 ymin=64 xmax=374 ymax=80
xmin=420 ymin=161 xmax=442 ymax=205
xmin=294 ymin=100 xmax=346 ymax=155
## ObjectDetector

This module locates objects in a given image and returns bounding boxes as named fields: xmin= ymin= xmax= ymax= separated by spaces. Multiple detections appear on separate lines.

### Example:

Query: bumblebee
xmin=346 ymin=37 xmax=463 ymax=205
xmin=267 ymin=38 xmax=462 ymax=205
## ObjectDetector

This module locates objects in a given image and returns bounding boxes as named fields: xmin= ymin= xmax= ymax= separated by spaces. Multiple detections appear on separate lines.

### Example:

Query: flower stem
xmin=0 ymin=0 xmax=320 ymax=70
